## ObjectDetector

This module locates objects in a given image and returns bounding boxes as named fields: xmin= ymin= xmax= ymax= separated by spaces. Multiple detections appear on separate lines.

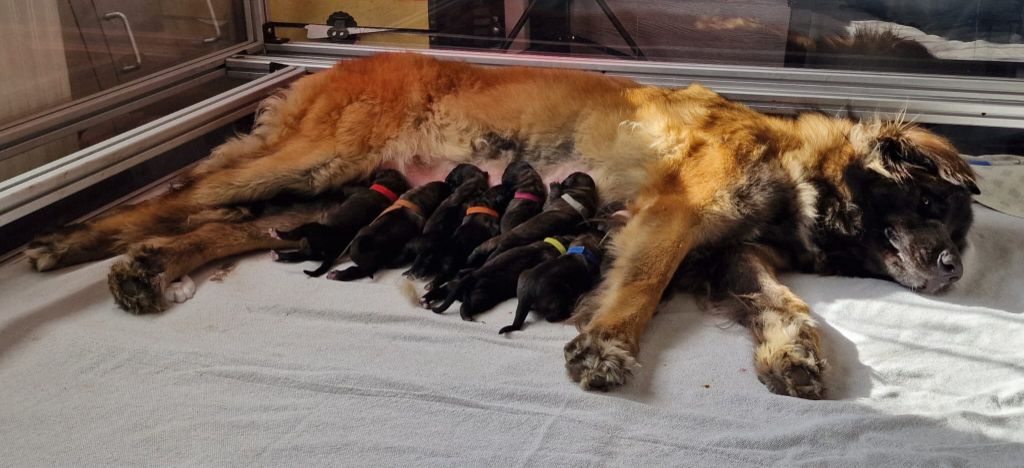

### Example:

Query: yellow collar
xmin=543 ymin=237 xmax=567 ymax=255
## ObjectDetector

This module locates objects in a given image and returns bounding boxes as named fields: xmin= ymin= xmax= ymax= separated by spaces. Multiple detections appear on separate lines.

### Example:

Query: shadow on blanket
xmin=600 ymin=294 xmax=874 ymax=401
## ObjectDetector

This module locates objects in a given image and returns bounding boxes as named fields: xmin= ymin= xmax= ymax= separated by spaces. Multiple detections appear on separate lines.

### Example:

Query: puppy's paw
xmin=755 ymin=342 xmax=827 ymax=400
xmin=108 ymin=246 xmax=167 ymax=315
xmin=564 ymin=332 xmax=637 ymax=391
xmin=162 ymin=275 xmax=196 ymax=304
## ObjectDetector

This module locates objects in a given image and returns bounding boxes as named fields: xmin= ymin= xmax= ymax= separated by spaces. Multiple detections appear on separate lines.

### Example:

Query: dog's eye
xmin=920 ymin=196 xmax=932 ymax=208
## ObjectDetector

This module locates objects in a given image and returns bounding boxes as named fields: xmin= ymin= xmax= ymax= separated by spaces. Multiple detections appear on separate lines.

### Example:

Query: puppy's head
xmin=501 ymin=160 xmax=546 ymax=194
xmin=370 ymin=168 xmax=411 ymax=194
xmin=550 ymin=172 xmax=599 ymax=214
xmin=825 ymin=121 xmax=977 ymax=294
xmin=403 ymin=181 xmax=453 ymax=214
xmin=445 ymin=163 xmax=488 ymax=188
xmin=475 ymin=184 xmax=512 ymax=211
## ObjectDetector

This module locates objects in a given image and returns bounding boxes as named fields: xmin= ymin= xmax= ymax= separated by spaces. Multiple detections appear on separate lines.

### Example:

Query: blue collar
xmin=567 ymin=245 xmax=599 ymax=267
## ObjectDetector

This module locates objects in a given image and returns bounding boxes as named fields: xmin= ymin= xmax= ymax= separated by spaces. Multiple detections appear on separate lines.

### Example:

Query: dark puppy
xmin=403 ymin=164 xmax=490 ymax=278
xmin=499 ymin=160 xmax=547 ymax=233
xmin=422 ymin=184 xmax=512 ymax=291
xmin=500 ymin=232 xmax=604 ymax=334
xmin=466 ymin=172 xmax=598 ymax=266
xmin=270 ymin=169 xmax=410 ymax=276
xmin=424 ymin=235 xmax=575 ymax=321
xmin=326 ymin=181 xmax=450 ymax=281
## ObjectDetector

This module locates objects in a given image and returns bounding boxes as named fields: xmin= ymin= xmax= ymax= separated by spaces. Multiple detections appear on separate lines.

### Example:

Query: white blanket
xmin=1 ymin=206 xmax=1022 ymax=466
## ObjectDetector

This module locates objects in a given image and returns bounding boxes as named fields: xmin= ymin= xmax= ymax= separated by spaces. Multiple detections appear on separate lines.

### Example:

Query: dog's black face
xmin=445 ymin=163 xmax=488 ymax=188
xmin=370 ymin=168 xmax=412 ymax=194
xmin=821 ymin=166 xmax=974 ymax=294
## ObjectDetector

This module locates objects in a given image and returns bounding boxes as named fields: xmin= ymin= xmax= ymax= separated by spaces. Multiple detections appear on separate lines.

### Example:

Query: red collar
xmin=370 ymin=183 xmax=399 ymax=202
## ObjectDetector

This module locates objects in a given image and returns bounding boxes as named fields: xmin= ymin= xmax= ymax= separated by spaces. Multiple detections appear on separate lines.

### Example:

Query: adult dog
xmin=24 ymin=53 xmax=977 ymax=399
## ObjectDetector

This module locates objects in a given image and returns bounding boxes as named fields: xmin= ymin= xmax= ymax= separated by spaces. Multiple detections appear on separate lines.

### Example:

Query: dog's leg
xmin=24 ymin=191 xmax=211 ymax=272
xmin=713 ymin=246 xmax=826 ymax=399
xmin=108 ymin=210 xmax=318 ymax=314
xmin=189 ymin=139 xmax=373 ymax=206
xmin=564 ymin=196 xmax=697 ymax=391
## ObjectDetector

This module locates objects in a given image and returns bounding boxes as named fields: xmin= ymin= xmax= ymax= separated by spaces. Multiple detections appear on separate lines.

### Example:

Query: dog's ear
xmin=871 ymin=123 xmax=979 ymax=194
xmin=548 ymin=181 xmax=564 ymax=199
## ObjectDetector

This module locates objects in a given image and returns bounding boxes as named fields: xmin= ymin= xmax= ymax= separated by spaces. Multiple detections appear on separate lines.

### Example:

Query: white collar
xmin=560 ymin=193 xmax=588 ymax=217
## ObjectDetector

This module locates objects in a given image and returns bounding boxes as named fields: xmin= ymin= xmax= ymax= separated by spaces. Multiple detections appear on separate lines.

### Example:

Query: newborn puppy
xmin=422 ymin=184 xmax=512 ymax=291
xmin=466 ymin=172 xmax=598 ymax=267
xmin=499 ymin=232 xmax=604 ymax=334
xmin=499 ymin=160 xmax=546 ymax=233
xmin=270 ymin=169 xmax=410 ymax=276
xmin=403 ymin=164 xmax=489 ymax=279
xmin=326 ymin=181 xmax=451 ymax=281
xmin=424 ymin=235 xmax=575 ymax=321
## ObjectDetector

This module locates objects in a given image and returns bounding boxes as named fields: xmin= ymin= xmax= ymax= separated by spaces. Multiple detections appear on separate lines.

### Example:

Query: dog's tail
xmin=431 ymin=278 xmax=471 ymax=314
xmin=304 ymin=260 xmax=334 ymax=277
xmin=499 ymin=295 xmax=532 ymax=335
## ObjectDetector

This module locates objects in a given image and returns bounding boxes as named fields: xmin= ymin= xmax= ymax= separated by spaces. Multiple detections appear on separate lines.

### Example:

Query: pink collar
xmin=513 ymin=191 xmax=542 ymax=203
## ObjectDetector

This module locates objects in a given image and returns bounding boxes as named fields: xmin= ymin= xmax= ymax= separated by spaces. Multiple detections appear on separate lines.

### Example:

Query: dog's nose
xmin=935 ymin=249 xmax=963 ymax=283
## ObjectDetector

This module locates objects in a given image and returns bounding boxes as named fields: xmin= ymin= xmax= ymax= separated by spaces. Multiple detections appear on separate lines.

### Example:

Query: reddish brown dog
xmin=25 ymin=53 xmax=977 ymax=398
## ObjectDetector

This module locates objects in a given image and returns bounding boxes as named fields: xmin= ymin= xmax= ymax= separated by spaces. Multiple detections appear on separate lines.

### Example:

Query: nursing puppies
xmin=403 ymin=164 xmax=489 ymax=279
xmin=326 ymin=181 xmax=450 ymax=281
xmin=422 ymin=184 xmax=512 ymax=292
xmin=269 ymin=169 xmax=410 ymax=277
xmin=500 ymin=232 xmax=604 ymax=334
xmin=424 ymin=235 xmax=575 ymax=321
xmin=466 ymin=172 xmax=597 ymax=266
xmin=499 ymin=160 xmax=546 ymax=233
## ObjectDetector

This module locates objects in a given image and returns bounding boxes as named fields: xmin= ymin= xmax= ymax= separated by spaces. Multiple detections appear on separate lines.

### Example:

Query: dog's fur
xmin=24 ymin=53 xmax=977 ymax=398
xmin=270 ymin=169 xmax=410 ymax=276
xmin=403 ymin=164 xmax=489 ymax=278
xmin=424 ymin=235 xmax=576 ymax=321
xmin=499 ymin=160 xmax=547 ymax=233
xmin=422 ymin=184 xmax=513 ymax=291
xmin=326 ymin=181 xmax=450 ymax=281
xmin=466 ymin=172 xmax=598 ymax=266
xmin=500 ymin=232 xmax=604 ymax=335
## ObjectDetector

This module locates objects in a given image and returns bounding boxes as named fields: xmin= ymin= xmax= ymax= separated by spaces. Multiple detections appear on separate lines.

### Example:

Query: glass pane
xmin=0 ymin=0 xmax=249 ymax=128
xmin=0 ymin=74 xmax=249 ymax=183
xmin=266 ymin=0 xmax=1024 ymax=77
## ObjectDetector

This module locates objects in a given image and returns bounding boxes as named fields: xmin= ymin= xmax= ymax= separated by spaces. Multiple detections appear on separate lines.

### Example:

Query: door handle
xmin=202 ymin=0 xmax=222 ymax=43
xmin=102 ymin=11 xmax=142 ymax=72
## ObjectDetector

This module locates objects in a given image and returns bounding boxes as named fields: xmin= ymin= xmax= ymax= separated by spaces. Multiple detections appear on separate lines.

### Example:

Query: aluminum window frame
xmin=245 ymin=42 xmax=1024 ymax=129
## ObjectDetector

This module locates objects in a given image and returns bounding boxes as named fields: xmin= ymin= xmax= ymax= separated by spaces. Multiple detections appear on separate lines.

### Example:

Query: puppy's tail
xmin=431 ymin=278 xmax=470 ymax=314
xmin=499 ymin=296 xmax=532 ymax=335
xmin=304 ymin=260 xmax=334 ymax=277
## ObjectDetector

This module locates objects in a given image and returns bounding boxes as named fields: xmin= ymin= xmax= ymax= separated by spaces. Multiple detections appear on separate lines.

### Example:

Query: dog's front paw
xmin=755 ymin=342 xmax=827 ymax=400
xmin=564 ymin=332 xmax=637 ymax=391
xmin=108 ymin=246 xmax=168 ymax=314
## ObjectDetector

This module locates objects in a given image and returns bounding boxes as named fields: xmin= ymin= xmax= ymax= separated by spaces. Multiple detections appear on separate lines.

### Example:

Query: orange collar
xmin=380 ymin=198 xmax=423 ymax=217
xmin=466 ymin=206 xmax=499 ymax=218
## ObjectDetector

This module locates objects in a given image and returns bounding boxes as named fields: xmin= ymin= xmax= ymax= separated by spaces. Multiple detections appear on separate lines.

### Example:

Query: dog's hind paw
xmin=162 ymin=275 xmax=196 ymax=304
xmin=564 ymin=332 xmax=637 ymax=391
xmin=108 ymin=246 xmax=168 ymax=315
xmin=754 ymin=342 xmax=827 ymax=400
xmin=24 ymin=240 xmax=63 ymax=272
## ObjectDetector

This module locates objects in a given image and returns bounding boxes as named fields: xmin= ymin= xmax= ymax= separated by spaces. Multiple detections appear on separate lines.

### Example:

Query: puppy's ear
xmin=870 ymin=123 xmax=979 ymax=194
xmin=548 ymin=182 xmax=564 ymax=199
